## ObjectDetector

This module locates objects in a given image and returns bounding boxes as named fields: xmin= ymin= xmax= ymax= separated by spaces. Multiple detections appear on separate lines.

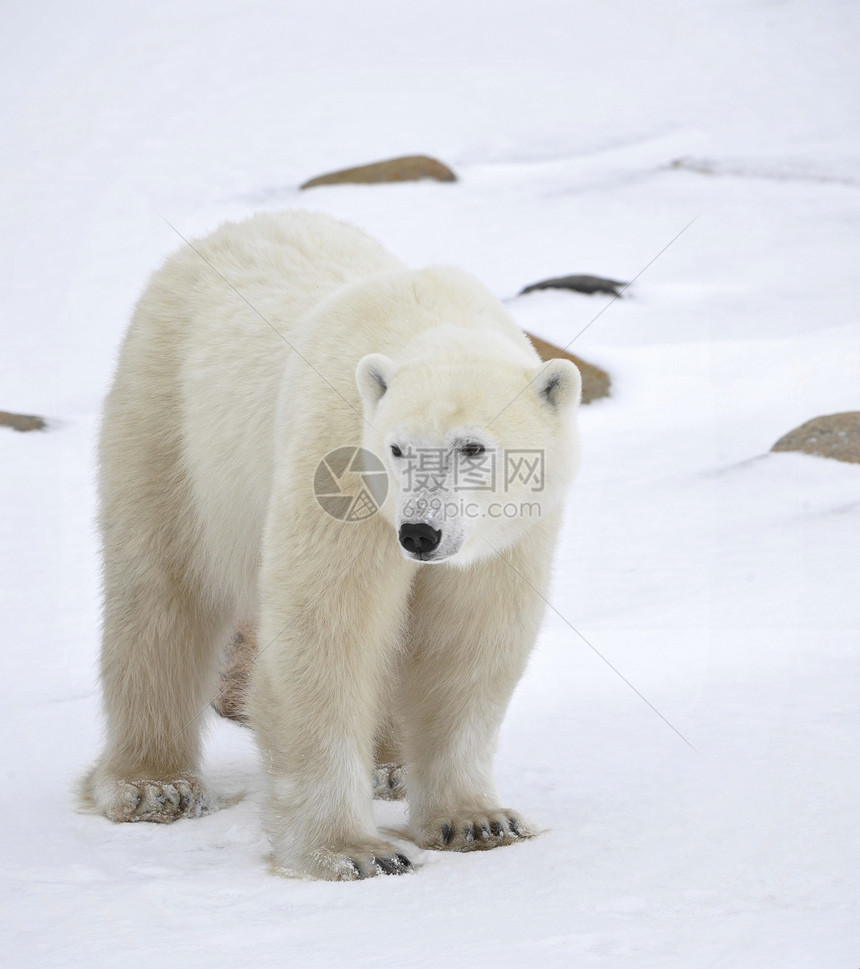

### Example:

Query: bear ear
xmin=532 ymin=358 xmax=582 ymax=411
xmin=355 ymin=353 xmax=397 ymax=406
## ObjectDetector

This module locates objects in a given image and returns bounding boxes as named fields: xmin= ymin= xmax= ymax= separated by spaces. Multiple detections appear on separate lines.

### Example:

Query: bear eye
xmin=390 ymin=444 xmax=403 ymax=458
xmin=459 ymin=442 xmax=485 ymax=458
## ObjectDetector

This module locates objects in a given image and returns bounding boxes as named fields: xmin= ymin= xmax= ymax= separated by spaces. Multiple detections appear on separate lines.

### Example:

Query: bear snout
xmin=399 ymin=522 xmax=442 ymax=556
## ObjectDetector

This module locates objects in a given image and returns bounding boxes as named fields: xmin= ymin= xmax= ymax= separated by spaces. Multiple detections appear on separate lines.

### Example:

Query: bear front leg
xmin=402 ymin=524 xmax=556 ymax=853
xmin=250 ymin=512 xmax=417 ymax=880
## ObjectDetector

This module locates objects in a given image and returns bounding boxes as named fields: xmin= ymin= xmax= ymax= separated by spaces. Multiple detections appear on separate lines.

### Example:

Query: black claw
xmin=440 ymin=822 xmax=453 ymax=845
xmin=348 ymin=860 xmax=362 ymax=879
xmin=463 ymin=824 xmax=475 ymax=844
xmin=490 ymin=819 xmax=504 ymax=837
xmin=478 ymin=822 xmax=491 ymax=841
xmin=376 ymin=854 xmax=411 ymax=876
xmin=507 ymin=817 xmax=521 ymax=836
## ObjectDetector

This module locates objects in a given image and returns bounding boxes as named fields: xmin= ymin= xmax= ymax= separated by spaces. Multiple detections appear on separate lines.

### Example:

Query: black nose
xmin=399 ymin=522 xmax=442 ymax=555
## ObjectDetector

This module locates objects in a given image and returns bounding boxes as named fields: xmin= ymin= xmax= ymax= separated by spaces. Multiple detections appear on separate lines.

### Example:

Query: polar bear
xmin=82 ymin=210 xmax=581 ymax=880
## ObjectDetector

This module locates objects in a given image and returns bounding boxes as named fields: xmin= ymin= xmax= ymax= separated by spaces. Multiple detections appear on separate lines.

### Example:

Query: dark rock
xmin=212 ymin=624 xmax=256 ymax=725
xmin=300 ymin=155 xmax=457 ymax=189
xmin=669 ymin=157 xmax=716 ymax=176
xmin=523 ymin=331 xmax=610 ymax=404
xmin=0 ymin=410 xmax=46 ymax=432
xmin=771 ymin=412 xmax=860 ymax=464
xmin=520 ymin=274 xmax=627 ymax=298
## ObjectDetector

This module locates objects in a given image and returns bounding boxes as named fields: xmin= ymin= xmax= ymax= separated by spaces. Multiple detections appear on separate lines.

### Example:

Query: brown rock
xmin=300 ymin=155 xmax=457 ymax=189
xmin=771 ymin=412 xmax=860 ymax=464
xmin=212 ymin=624 xmax=257 ymax=725
xmin=524 ymin=332 xmax=610 ymax=404
xmin=0 ymin=410 xmax=46 ymax=432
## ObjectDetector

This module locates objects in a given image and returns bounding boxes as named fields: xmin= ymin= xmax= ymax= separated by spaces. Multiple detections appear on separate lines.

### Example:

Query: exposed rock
xmin=212 ymin=624 xmax=256 ymax=725
xmin=668 ymin=156 xmax=859 ymax=187
xmin=0 ymin=410 xmax=46 ymax=432
xmin=300 ymin=155 xmax=457 ymax=189
xmin=524 ymin=331 xmax=610 ymax=404
xmin=668 ymin=157 xmax=718 ymax=176
xmin=520 ymin=274 xmax=627 ymax=298
xmin=771 ymin=412 xmax=860 ymax=464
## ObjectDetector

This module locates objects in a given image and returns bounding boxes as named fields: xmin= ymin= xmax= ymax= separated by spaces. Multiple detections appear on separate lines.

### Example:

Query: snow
xmin=1 ymin=0 xmax=858 ymax=965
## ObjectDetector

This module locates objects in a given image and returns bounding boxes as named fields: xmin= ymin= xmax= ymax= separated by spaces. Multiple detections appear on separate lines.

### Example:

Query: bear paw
xmin=417 ymin=809 xmax=534 ymax=852
xmin=280 ymin=841 xmax=414 ymax=881
xmin=86 ymin=771 xmax=215 ymax=823
xmin=372 ymin=763 xmax=407 ymax=800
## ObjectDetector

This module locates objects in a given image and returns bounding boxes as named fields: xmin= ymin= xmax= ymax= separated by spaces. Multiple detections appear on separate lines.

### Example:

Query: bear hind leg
xmin=83 ymin=569 xmax=232 ymax=824
xmin=372 ymin=719 xmax=407 ymax=801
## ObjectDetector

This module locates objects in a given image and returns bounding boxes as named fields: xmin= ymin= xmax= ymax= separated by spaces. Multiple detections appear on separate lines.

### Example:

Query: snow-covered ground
xmin=1 ymin=1 xmax=858 ymax=966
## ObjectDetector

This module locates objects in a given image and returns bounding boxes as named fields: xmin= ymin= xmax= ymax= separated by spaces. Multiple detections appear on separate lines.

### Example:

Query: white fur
xmin=82 ymin=210 xmax=581 ymax=880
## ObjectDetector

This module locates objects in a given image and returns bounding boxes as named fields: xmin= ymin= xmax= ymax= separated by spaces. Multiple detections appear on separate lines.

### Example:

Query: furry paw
xmin=417 ymin=809 xmax=534 ymax=851
xmin=84 ymin=770 xmax=214 ymax=823
xmin=279 ymin=841 xmax=414 ymax=881
xmin=372 ymin=762 xmax=407 ymax=800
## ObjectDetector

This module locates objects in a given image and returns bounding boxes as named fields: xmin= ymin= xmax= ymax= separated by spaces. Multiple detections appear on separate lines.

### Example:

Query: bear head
xmin=356 ymin=328 xmax=581 ymax=567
